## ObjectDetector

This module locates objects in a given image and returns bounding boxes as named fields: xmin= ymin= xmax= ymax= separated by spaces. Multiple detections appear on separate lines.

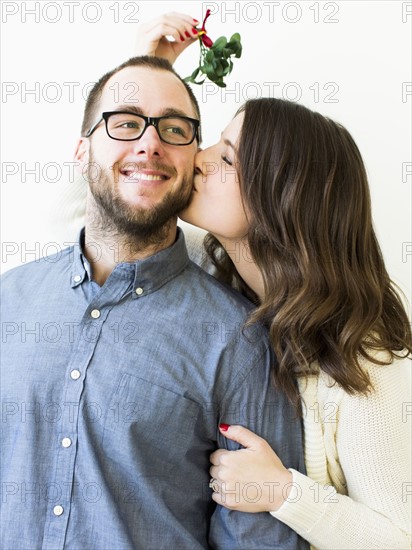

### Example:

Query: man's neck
xmin=83 ymin=219 xmax=177 ymax=287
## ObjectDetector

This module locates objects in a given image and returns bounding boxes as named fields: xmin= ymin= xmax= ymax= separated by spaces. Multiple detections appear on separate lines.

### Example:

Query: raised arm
xmin=134 ymin=12 xmax=199 ymax=64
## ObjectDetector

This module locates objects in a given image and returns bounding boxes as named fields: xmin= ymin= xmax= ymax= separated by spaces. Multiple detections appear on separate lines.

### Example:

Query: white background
xmin=1 ymin=0 xmax=411 ymax=315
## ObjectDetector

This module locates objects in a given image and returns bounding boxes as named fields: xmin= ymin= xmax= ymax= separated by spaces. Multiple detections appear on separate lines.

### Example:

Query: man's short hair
xmin=81 ymin=56 xmax=201 ymax=142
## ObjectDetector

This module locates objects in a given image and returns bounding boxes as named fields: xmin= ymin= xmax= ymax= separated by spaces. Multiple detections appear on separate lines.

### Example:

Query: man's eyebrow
xmin=113 ymin=105 xmax=143 ymax=115
xmin=111 ymin=105 xmax=197 ymax=119
xmin=161 ymin=107 xmax=197 ymax=119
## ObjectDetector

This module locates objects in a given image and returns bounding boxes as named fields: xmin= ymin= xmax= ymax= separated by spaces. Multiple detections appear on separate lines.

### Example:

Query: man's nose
xmin=131 ymin=124 xmax=165 ymax=159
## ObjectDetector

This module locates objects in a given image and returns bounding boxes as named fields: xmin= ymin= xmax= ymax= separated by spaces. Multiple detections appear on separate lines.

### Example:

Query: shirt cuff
xmin=270 ymin=469 xmax=338 ymax=533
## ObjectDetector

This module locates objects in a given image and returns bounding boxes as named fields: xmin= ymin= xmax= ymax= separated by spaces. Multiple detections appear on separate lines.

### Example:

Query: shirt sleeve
xmin=209 ymin=344 xmax=309 ymax=549
xmin=271 ymin=356 xmax=412 ymax=550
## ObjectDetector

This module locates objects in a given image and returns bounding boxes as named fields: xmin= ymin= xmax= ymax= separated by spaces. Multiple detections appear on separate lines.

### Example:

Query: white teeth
xmin=121 ymin=172 xmax=165 ymax=181
xmin=138 ymin=174 xmax=164 ymax=181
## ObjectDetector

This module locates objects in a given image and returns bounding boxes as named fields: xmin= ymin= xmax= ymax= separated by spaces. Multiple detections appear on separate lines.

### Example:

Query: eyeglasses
xmin=85 ymin=111 xmax=200 ymax=146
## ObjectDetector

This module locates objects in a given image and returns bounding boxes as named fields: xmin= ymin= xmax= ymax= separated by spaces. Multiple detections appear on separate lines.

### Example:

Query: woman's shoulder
xmin=304 ymin=350 xmax=412 ymax=414
xmin=355 ymin=350 xmax=411 ymax=399
xmin=318 ymin=348 xmax=410 ymax=389
xmin=315 ymin=351 xmax=411 ymax=427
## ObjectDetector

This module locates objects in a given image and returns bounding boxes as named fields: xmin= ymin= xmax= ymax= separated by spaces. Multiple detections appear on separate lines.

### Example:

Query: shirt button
xmin=90 ymin=309 xmax=101 ymax=319
xmin=70 ymin=369 xmax=81 ymax=380
xmin=135 ymin=287 xmax=144 ymax=296
xmin=53 ymin=505 xmax=64 ymax=516
xmin=62 ymin=437 xmax=72 ymax=448
xmin=73 ymin=275 xmax=82 ymax=283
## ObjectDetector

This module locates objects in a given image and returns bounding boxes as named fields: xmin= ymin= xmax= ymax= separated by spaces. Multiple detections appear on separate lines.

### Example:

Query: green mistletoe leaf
xmin=205 ymin=49 xmax=215 ymax=63
xmin=184 ymin=13 xmax=242 ymax=87
xmin=212 ymin=36 xmax=227 ymax=52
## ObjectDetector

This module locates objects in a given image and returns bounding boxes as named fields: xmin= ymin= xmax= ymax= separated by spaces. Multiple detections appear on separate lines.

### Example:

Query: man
xmin=1 ymin=56 xmax=307 ymax=549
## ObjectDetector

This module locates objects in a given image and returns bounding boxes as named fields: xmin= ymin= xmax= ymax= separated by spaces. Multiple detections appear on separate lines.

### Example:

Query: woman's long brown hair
xmin=205 ymin=98 xmax=411 ymax=407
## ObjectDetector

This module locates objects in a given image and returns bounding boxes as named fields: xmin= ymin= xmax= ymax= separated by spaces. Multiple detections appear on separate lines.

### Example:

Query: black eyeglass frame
xmin=85 ymin=111 xmax=200 ymax=146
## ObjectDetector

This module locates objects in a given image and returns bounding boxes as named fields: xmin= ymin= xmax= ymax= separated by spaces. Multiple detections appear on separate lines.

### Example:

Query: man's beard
xmin=86 ymin=150 xmax=193 ymax=247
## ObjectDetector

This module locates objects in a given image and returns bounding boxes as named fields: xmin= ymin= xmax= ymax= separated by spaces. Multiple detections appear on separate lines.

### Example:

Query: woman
xmin=142 ymin=14 xmax=412 ymax=549
xmin=180 ymin=98 xmax=412 ymax=549
xmin=58 ymin=13 xmax=412 ymax=549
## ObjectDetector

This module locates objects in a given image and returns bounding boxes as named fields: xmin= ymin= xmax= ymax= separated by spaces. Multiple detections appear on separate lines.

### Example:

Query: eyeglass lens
xmin=106 ymin=113 xmax=195 ymax=145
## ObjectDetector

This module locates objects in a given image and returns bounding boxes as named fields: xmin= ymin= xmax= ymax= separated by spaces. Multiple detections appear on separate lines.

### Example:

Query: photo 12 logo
xmin=201 ymin=2 xmax=340 ymax=24
xmin=202 ymin=81 xmax=340 ymax=104
xmin=1 ymin=1 xmax=140 ymax=24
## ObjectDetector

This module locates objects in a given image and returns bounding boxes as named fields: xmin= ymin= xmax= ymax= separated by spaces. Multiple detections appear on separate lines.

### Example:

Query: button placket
xmin=43 ymin=281 xmax=127 ymax=547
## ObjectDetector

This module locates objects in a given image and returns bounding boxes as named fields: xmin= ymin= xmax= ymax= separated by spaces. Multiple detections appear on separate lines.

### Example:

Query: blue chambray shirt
xmin=1 ymin=228 xmax=307 ymax=550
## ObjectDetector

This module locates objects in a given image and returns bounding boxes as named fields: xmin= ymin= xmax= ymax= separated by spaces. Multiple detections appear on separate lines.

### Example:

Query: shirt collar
xmin=70 ymin=228 xmax=88 ymax=288
xmin=70 ymin=227 xmax=190 ymax=298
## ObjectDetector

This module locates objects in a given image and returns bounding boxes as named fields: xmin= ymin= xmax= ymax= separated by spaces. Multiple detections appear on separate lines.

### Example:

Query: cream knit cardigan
xmin=272 ymin=353 xmax=412 ymax=549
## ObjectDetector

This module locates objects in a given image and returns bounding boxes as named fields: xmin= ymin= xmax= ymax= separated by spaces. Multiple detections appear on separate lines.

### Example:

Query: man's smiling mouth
xmin=119 ymin=168 xmax=170 ymax=182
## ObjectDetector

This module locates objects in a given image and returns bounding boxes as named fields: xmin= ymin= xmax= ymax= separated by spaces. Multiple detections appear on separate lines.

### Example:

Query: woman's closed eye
xmin=221 ymin=156 xmax=233 ymax=166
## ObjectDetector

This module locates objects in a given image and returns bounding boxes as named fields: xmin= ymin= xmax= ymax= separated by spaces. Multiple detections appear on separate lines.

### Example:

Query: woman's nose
xmin=194 ymin=149 xmax=205 ymax=174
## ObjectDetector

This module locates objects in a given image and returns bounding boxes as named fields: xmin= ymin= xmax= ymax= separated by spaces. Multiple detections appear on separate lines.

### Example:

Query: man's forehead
xmin=100 ymin=66 xmax=196 ymax=117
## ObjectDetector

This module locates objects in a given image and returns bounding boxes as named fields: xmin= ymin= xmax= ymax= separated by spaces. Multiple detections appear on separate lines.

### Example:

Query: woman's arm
xmin=134 ymin=12 xmax=199 ymax=64
xmin=210 ymin=357 xmax=412 ymax=549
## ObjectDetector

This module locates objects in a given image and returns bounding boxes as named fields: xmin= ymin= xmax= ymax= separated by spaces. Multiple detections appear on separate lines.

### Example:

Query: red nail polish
xmin=185 ymin=31 xmax=190 ymax=38
xmin=180 ymin=35 xmax=184 ymax=42
xmin=219 ymin=423 xmax=230 ymax=431
xmin=192 ymin=28 xmax=198 ymax=35
xmin=193 ymin=18 xmax=199 ymax=23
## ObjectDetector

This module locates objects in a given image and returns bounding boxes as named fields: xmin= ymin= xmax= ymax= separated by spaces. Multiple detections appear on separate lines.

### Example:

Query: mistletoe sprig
xmin=184 ymin=9 xmax=242 ymax=88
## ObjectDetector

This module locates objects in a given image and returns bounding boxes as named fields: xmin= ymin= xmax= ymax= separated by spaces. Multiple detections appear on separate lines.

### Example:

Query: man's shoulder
xmin=184 ymin=259 xmax=255 ymax=312
xmin=178 ymin=260 xmax=271 ymax=356
xmin=181 ymin=260 xmax=272 ymax=386
xmin=1 ymin=245 xmax=74 ymax=286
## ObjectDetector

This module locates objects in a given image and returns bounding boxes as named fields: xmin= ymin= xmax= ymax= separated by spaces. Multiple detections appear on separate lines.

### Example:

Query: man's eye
xmin=119 ymin=121 xmax=139 ymax=129
xmin=222 ymin=156 xmax=233 ymax=166
xmin=165 ymin=126 xmax=185 ymax=136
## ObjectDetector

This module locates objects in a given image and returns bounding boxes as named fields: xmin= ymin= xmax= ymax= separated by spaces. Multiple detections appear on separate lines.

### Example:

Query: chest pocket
xmin=103 ymin=372 xmax=201 ymax=468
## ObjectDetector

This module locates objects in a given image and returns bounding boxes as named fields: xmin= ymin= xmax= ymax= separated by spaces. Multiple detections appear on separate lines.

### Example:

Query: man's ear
xmin=74 ymin=138 xmax=90 ymax=171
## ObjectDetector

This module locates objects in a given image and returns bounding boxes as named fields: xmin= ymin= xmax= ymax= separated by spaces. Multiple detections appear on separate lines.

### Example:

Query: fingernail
xmin=219 ymin=423 xmax=230 ymax=431
xmin=180 ymin=35 xmax=184 ymax=42
xmin=185 ymin=31 xmax=191 ymax=38
xmin=192 ymin=28 xmax=198 ymax=35
xmin=193 ymin=18 xmax=199 ymax=23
